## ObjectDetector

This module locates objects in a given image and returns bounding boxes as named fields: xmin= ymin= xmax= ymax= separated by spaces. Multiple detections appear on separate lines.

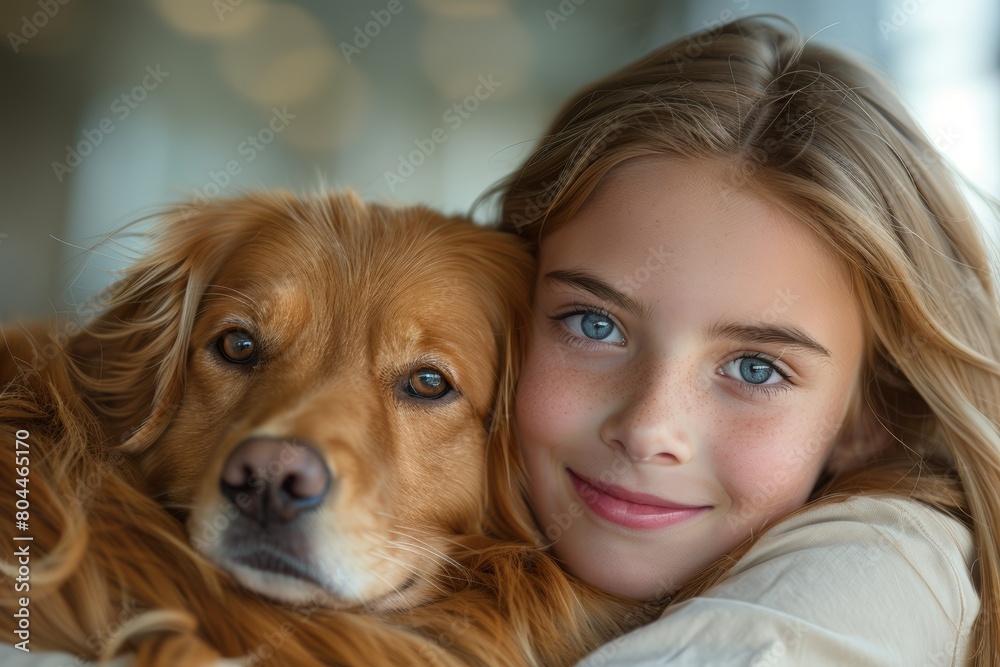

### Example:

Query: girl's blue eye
xmin=562 ymin=311 xmax=625 ymax=344
xmin=722 ymin=356 xmax=781 ymax=385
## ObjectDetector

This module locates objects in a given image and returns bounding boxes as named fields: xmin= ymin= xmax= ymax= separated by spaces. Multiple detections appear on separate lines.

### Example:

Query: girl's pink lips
xmin=568 ymin=469 xmax=710 ymax=530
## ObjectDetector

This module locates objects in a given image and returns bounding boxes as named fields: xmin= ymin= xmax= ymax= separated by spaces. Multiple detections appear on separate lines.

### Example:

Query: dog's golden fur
xmin=0 ymin=191 xmax=654 ymax=666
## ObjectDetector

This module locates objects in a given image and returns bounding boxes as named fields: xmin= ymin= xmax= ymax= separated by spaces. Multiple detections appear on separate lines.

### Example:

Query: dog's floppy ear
xmin=461 ymin=225 xmax=537 ymax=540
xmin=68 ymin=199 xmax=265 ymax=455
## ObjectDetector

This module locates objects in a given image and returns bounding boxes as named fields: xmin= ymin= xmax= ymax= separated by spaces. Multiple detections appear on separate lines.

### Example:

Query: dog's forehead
xmin=203 ymin=204 xmax=502 ymax=370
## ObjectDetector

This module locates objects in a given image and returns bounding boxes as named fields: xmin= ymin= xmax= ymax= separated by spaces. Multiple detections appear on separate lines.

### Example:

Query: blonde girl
xmin=484 ymin=16 xmax=998 ymax=665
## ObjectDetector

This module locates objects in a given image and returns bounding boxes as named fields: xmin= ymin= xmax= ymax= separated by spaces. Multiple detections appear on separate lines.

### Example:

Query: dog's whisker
xmin=383 ymin=528 xmax=461 ymax=559
xmin=374 ymin=551 xmax=473 ymax=588
xmin=382 ymin=533 xmax=462 ymax=570
xmin=380 ymin=541 xmax=480 ymax=587
xmin=376 ymin=540 xmax=442 ymax=563
xmin=369 ymin=549 xmax=426 ymax=575
xmin=369 ymin=546 xmax=460 ymax=590
xmin=371 ymin=518 xmax=441 ymax=545
xmin=363 ymin=561 xmax=403 ymax=585
xmin=429 ymin=533 xmax=482 ymax=553
xmin=357 ymin=559 xmax=414 ymax=602
xmin=367 ymin=550 xmax=459 ymax=597
xmin=379 ymin=544 xmax=468 ymax=581
xmin=379 ymin=520 xmax=448 ymax=543
xmin=381 ymin=532 xmax=444 ymax=556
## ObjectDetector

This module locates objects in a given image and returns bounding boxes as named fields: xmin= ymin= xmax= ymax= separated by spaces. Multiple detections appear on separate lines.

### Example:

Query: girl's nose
xmin=600 ymin=365 xmax=695 ymax=464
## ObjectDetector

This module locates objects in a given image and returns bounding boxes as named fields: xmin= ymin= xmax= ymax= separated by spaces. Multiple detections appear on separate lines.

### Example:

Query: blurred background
xmin=0 ymin=0 xmax=998 ymax=318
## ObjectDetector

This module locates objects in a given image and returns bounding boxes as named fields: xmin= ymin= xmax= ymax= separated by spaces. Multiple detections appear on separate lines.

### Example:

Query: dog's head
xmin=69 ymin=190 xmax=533 ymax=611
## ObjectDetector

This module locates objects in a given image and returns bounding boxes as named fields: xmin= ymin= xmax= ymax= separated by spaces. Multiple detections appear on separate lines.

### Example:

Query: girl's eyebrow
xmin=543 ymin=269 xmax=650 ymax=320
xmin=706 ymin=321 xmax=832 ymax=358
xmin=543 ymin=270 xmax=831 ymax=357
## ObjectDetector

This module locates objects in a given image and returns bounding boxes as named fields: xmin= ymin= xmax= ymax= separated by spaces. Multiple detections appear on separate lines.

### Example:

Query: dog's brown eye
xmin=407 ymin=368 xmax=450 ymax=399
xmin=218 ymin=330 xmax=256 ymax=364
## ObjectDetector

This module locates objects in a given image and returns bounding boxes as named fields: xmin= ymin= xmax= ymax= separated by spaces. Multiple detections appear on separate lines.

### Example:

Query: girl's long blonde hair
xmin=482 ymin=16 xmax=1000 ymax=663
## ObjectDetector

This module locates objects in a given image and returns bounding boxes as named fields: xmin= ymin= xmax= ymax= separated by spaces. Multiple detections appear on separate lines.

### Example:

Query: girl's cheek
xmin=516 ymin=341 xmax=598 ymax=451
xmin=718 ymin=404 xmax=842 ymax=519
xmin=515 ymin=345 xmax=554 ymax=450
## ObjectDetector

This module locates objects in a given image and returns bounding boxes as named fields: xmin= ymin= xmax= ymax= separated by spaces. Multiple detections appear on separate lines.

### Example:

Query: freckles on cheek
xmin=713 ymin=415 xmax=819 ymax=502
xmin=719 ymin=449 xmax=780 ymax=498
xmin=515 ymin=352 xmax=601 ymax=449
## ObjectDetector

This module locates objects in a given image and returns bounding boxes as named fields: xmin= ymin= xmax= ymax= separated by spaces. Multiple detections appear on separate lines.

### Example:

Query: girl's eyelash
xmin=548 ymin=307 xmax=797 ymax=397
xmin=742 ymin=383 xmax=792 ymax=398
xmin=720 ymin=352 xmax=795 ymax=398
xmin=552 ymin=303 xmax=616 ymax=320
xmin=549 ymin=304 xmax=625 ymax=348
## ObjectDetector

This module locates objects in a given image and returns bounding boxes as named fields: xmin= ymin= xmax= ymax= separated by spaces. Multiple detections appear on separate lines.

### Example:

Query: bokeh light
xmin=418 ymin=9 xmax=531 ymax=99
xmin=216 ymin=4 xmax=337 ymax=107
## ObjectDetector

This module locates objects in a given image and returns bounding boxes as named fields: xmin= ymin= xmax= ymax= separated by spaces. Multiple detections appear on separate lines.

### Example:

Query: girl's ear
xmin=824 ymin=398 xmax=891 ymax=475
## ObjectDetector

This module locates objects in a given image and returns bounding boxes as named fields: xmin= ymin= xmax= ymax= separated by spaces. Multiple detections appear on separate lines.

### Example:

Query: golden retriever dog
xmin=0 ymin=191 xmax=652 ymax=666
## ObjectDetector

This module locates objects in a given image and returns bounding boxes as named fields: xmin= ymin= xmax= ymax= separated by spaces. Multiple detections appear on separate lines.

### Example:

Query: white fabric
xmin=577 ymin=496 xmax=978 ymax=666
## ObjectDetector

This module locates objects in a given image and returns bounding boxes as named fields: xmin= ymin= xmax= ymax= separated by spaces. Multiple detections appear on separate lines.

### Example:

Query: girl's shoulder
xmin=580 ymin=496 xmax=978 ymax=666
xmin=729 ymin=494 xmax=976 ymax=590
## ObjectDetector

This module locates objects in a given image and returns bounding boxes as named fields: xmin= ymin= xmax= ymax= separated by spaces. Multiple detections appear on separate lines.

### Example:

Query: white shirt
xmin=577 ymin=496 xmax=978 ymax=666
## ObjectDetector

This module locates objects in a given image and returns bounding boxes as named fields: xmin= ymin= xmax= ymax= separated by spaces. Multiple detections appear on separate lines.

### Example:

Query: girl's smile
xmin=567 ymin=469 xmax=711 ymax=530
xmin=516 ymin=157 xmax=871 ymax=600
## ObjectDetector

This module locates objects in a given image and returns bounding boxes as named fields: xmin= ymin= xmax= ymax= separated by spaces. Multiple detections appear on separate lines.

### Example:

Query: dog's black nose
xmin=219 ymin=437 xmax=332 ymax=524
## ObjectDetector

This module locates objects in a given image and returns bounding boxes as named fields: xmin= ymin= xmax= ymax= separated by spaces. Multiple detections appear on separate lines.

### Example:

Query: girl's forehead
xmin=536 ymin=158 xmax=862 ymax=344
xmin=542 ymin=158 xmax=829 ymax=264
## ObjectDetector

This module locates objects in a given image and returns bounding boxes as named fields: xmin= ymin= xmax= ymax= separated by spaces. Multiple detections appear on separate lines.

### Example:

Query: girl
xmin=483 ymin=16 xmax=998 ymax=666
